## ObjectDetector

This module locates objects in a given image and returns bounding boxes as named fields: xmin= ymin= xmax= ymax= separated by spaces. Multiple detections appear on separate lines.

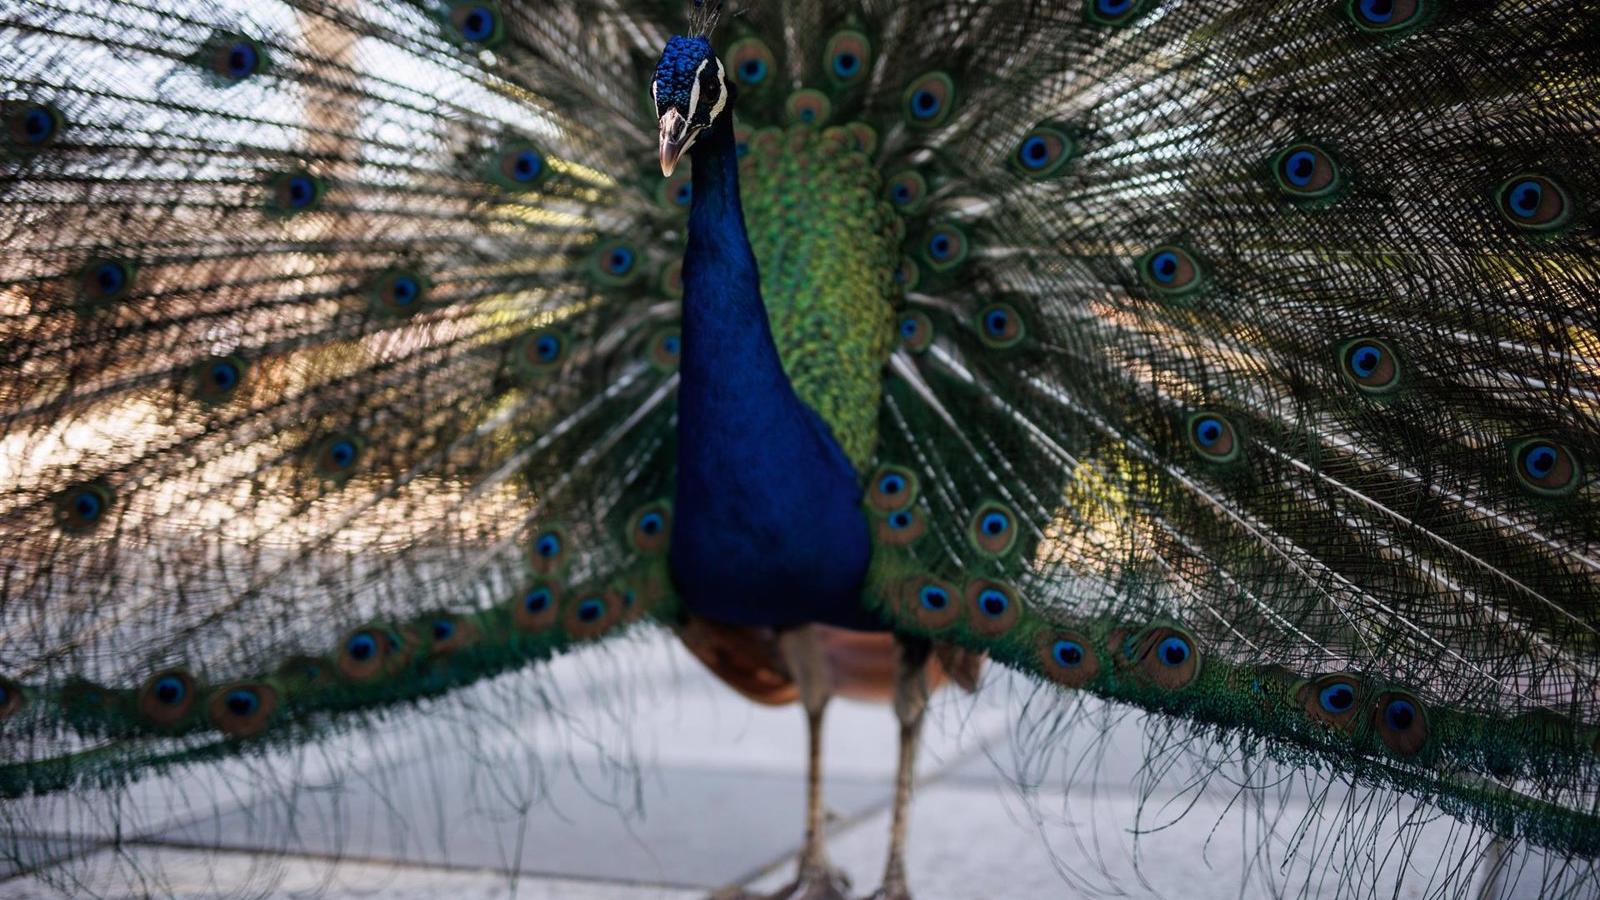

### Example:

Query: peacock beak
xmin=658 ymin=108 xmax=692 ymax=177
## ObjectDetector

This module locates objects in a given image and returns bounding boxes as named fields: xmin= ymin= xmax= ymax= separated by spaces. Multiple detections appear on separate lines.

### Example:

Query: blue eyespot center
xmin=1318 ymin=683 xmax=1355 ymax=714
xmin=459 ymin=6 xmax=495 ymax=41
xmin=1358 ymin=0 xmax=1394 ymax=22
xmin=928 ymin=234 xmax=952 ymax=260
xmin=674 ymin=182 xmax=691 ymax=204
xmin=662 ymin=335 xmax=680 ymax=355
xmin=1384 ymin=698 xmax=1417 ymax=731
xmin=525 ymin=589 xmax=551 ymax=612
xmin=911 ymin=90 xmax=939 ymax=118
xmin=984 ymin=310 xmax=1009 ymax=335
xmin=512 ymin=149 xmax=542 ymax=181
xmin=577 ymin=598 xmax=605 ymax=622
xmin=346 ymin=632 xmax=378 ymax=661
xmin=72 ymin=491 xmax=102 ymax=521
xmin=919 ymin=585 xmax=949 ymax=611
xmin=154 ymin=676 xmax=186 ymax=705
xmin=639 ymin=512 xmax=664 ymax=535
xmin=1019 ymin=136 xmax=1049 ymax=169
xmin=1098 ymin=0 xmax=1136 ymax=14
xmin=210 ymin=362 xmax=240 ymax=390
xmin=225 ymin=43 xmax=259 ymax=78
xmin=286 ymin=175 xmax=315 ymax=208
xmin=741 ymin=59 xmax=767 ymax=82
xmin=1522 ymin=444 xmax=1557 ymax=479
xmin=1156 ymin=636 xmax=1190 ymax=667
xmin=328 ymin=440 xmax=356 ymax=469
xmin=535 ymin=534 xmax=561 ymax=558
xmin=23 ymin=108 xmax=54 ymax=141
xmin=980 ymin=511 xmax=1009 ymax=536
xmin=833 ymin=52 xmax=860 ymax=77
xmin=432 ymin=618 xmax=456 ymax=640
xmin=892 ymin=185 xmax=911 ymax=203
xmin=1194 ymin=417 xmax=1224 ymax=448
xmin=390 ymin=276 xmax=418 ymax=305
xmin=1149 ymin=251 xmax=1179 ymax=283
xmin=1284 ymin=150 xmax=1317 ymax=187
xmin=225 ymin=689 xmax=260 ymax=717
xmin=93 ymin=261 xmax=128 ymax=296
xmin=1350 ymin=345 xmax=1381 ymax=377
xmin=535 ymin=335 xmax=561 ymax=362
xmin=878 ymin=474 xmax=906 ymax=496
xmin=1052 ymin=640 xmax=1084 ymax=668
xmin=888 ymin=510 xmax=912 ymax=529
xmin=607 ymin=247 xmax=634 ymax=274
xmin=978 ymin=589 xmax=1008 ymax=617
xmin=1509 ymin=180 xmax=1542 ymax=218
xmin=899 ymin=317 xmax=919 ymax=337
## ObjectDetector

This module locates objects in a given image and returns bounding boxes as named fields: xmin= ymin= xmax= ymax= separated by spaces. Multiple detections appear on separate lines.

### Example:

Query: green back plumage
xmin=1 ymin=0 xmax=1598 ymax=896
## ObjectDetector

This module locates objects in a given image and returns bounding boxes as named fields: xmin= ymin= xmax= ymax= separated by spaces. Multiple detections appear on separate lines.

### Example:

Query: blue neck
xmin=668 ymin=110 xmax=879 ymax=631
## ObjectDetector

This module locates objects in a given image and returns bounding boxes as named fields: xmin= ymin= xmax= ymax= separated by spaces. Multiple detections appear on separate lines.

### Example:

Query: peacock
xmin=1 ymin=0 xmax=1598 ymax=896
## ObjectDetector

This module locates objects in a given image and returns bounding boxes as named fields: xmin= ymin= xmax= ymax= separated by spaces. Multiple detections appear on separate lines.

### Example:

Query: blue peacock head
xmin=653 ymin=5 xmax=730 ymax=176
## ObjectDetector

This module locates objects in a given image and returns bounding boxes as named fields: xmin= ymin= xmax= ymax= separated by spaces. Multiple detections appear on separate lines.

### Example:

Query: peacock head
xmin=652 ymin=34 xmax=729 ymax=177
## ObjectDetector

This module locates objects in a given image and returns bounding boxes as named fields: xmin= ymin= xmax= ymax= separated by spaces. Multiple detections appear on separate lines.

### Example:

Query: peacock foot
xmin=711 ymin=863 xmax=853 ymax=900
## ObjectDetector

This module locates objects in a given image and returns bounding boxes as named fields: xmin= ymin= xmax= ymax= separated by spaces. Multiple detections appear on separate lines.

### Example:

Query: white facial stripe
xmin=707 ymin=56 xmax=727 ymax=124
xmin=686 ymin=58 xmax=708 ymax=124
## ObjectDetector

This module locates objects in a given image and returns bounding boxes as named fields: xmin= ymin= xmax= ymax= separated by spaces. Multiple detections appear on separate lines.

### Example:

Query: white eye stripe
xmin=707 ymin=56 xmax=727 ymax=124
xmin=686 ymin=58 xmax=708 ymax=124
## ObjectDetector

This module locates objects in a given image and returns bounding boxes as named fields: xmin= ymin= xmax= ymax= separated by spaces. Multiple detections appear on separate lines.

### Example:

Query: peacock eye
xmin=1156 ymin=635 xmax=1190 ymax=667
xmin=824 ymin=30 xmax=871 ymax=84
xmin=1011 ymin=126 xmax=1074 ymax=178
xmin=449 ymin=2 xmax=502 ymax=43
xmin=976 ymin=589 xmax=1009 ymax=618
xmin=921 ymin=224 xmax=969 ymax=273
xmin=650 ymin=328 xmax=681 ymax=370
xmin=535 ymin=532 xmax=561 ymax=558
xmin=728 ymin=38 xmax=776 ymax=87
xmin=964 ymin=580 xmax=1021 ymax=635
xmin=81 ymin=258 xmax=133 ymax=303
xmin=1496 ymin=175 xmax=1570 ymax=232
xmin=1086 ymin=0 xmax=1145 ymax=25
xmin=1318 ymin=682 xmax=1356 ymax=714
xmin=211 ymin=38 xmax=264 ymax=80
xmin=210 ymin=361 xmax=239 ymax=391
xmin=868 ymin=465 xmax=918 ymax=512
xmin=315 ymin=435 xmax=361 ymax=478
xmin=1347 ymin=0 xmax=1423 ymax=32
xmin=1338 ymin=338 xmax=1400 ymax=394
xmin=897 ymin=311 xmax=933 ymax=353
xmin=57 ymin=483 xmax=113 ymax=532
xmin=885 ymin=171 xmax=928 ymax=214
xmin=224 ymin=689 xmax=259 ymax=717
xmin=919 ymin=585 xmax=949 ymax=611
xmin=902 ymin=72 xmax=955 ymax=128
xmin=629 ymin=502 xmax=672 ymax=553
xmin=591 ymin=240 xmax=640 ymax=286
xmin=1383 ymin=698 xmax=1415 ymax=730
xmin=577 ymin=597 xmax=605 ymax=623
xmin=268 ymin=171 xmax=324 ymax=214
xmin=1139 ymin=246 xmax=1201 ymax=295
xmin=432 ymin=618 xmax=456 ymax=640
xmin=1372 ymin=691 xmax=1429 ymax=756
xmin=888 ymin=510 xmax=913 ymax=529
xmin=153 ymin=675 xmax=187 ymax=705
xmin=525 ymin=588 xmax=551 ymax=612
xmin=968 ymin=502 xmax=1019 ymax=557
xmin=1273 ymin=143 xmax=1341 ymax=199
xmin=1052 ymin=640 xmax=1085 ymax=668
xmin=879 ymin=473 xmax=906 ymax=496
xmin=370 ymin=269 xmax=427 ymax=315
xmin=345 ymin=631 xmax=378 ymax=662
xmin=7 ymin=102 xmax=62 ymax=149
xmin=499 ymin=146 xmax=546 ymax=186
xmin=1512 ymin=439 xmax=1580 ymax=497
xmin=785 ymin=90 xmax=832 ymax=127
xmin=1187 ymin=413 xmax=1240 ymax=462
xmin=977 ymin=302 xmax=1024 ymax=349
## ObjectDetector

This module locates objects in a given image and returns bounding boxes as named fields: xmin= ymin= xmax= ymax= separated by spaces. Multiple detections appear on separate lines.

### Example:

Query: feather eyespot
xmin=1273 ymin=143 xmax=1341 ymax=199
xmin=449 ymin=2 xmax=503 ymax=44
xmin=898 ymin=311 xmax=933 ymax=353
xmin=1346 ymin=0 xmax=1423 ymax=33
xmin=1139 ymin=246 xmax=1202 ymax=296
xmin=338 ymin=628 xmax=391 ymax=681
xmin=1124 ymin=626 xmax=1200 ymax=689
xmin=513 ymin=583 xmax=561 ymax=632
xmin=56 ymin=483 xmax=114 ymax=533
xmin=968 ymin=501 xmax=1019 ymax=557
xmin=6 ymin=102 xmax=62 ymax=149
xmin=516 ymin=329 xmax=567 ymax=379
xmin=898 ymin=577 xmax=961 ymax=631
xmin=1187 ymin=413 xmax=1240 ymax=463
xmin=660 ymin=168 xmax=692 ymax=208
xmin=1496 ymin=175 xmax=1571 ymax=232
xmin=1372 ymin=691 xmax=1429 ymax=756
xmin=208 ymin=35 xmax=265 ymax=81
xmin=1337 ymin=338 xmax=1401 ymax=395
xmin=823 ymin=30 xmax=871 ymax=84
xmin=786 ymin=90 xmax=832 ymax=126
xmin=493 ymin=143 xmax=547 ymax=190
xmin=1011 ymin=126 xmax=1074 ymax=178
xmin=728 ymin=38 xmax=776 ymax=87
xmin=565 ymin=590 xmax=622 ymax=639
xmin=1511 ymin=439 xmax=1581 ymax=497
xmin=1086 ymin=0 xmax=1147 ymax=25
xmin=659 ymin=260 xmax=685 ymax=299
xmin=894 ymin=256 xmax=921 ymax=292
xmin=649 ymin=328 xmax=681 ymax=371
xmin=368 ymin=268 xmax=428 ymax=316
xmin=868 ymin=466 xmax=918 ymax=512
xmin=313 ymin=434 xmax=362 ymax=479
xmin=591 ymin=240 xmax=640 ymax=286
xmin=426 ymin=614 xmax=476 ymax=655
xmin=628 ymin=502 xmax=672 ymax=554
xmin=964 ymin=580 xmax=1021 ymax=636
xmin=885 ymin=171 xmax=928 ymax=214
xmin=977 ymin=303 xmax=1024 ymax=349
xmin=876 ymin=506 xmax=926 ymax=545
xmin=208 ymin=683 xmax=277 ymax=737
xmin=846 ymin=123 xmax=878 ymax=156
xmin=903 ymin=72 xmax=955 ymax=128
xmin=267 ymin=170 xmax=324 ymax=215
xmin=191 ymin=356 xmax=245 ymax=403
xmin=79 ymin=258 xmax=134 ymax=304
xmin=921 ymin=224 xmax=969 ymax=273
xmin=1298 ymin=673 xmax=1365 ymax=730
xmin=140 ymin=671 xmax=197 ymax=726
xmin=1040 ymin=632 xmax=1099 ymax=688
xmin=529 ymin=527 xmax=568 ymax=574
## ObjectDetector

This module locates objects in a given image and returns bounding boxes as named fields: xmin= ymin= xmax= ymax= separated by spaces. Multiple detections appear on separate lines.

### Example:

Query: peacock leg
xmin=869 ymin=635 xmax=932 ymax=900
xmin=716 ymin=625 xmax=851 ymax=900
